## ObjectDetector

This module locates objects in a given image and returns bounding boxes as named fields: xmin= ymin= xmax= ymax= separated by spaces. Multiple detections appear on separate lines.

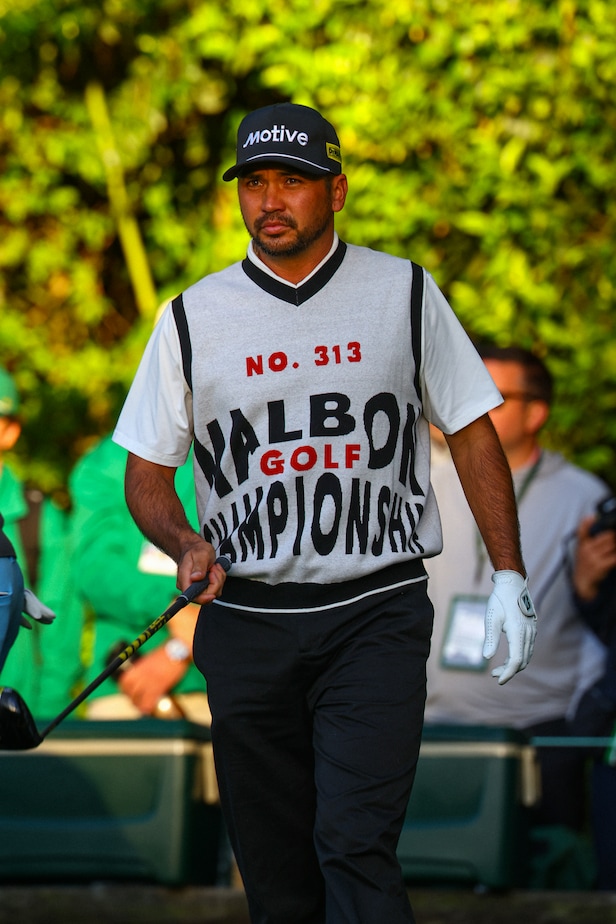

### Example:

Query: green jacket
xmin=68 ymin=436 xmax=205 ymax=700
xmin=33 ymin=499 xmax=90 ymax=718
xmin=0 ymin=463 xmax=86 ymax=717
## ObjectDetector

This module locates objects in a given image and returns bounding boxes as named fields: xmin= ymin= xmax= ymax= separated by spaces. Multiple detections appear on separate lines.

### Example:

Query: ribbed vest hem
xmin=215 ymin=558 xmax=427 ymax=613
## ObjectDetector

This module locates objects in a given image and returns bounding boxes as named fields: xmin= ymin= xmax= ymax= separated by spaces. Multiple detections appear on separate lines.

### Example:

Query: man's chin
xmin=253 ymin=235 xmax=301 ymax=258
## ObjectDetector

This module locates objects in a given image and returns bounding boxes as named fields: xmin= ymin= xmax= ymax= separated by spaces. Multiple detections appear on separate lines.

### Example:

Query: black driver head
xmin=0 ymin=686 xmax=43 ymax=750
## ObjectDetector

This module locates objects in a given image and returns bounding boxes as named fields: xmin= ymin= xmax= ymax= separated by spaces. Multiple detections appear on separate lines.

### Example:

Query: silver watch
xmin=164 ymin=638 xmax=191 ymax=662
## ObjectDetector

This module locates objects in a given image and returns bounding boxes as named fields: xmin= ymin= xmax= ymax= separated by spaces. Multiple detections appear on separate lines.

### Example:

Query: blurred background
xmin=0 ymin=0 xmax=615 ymax=502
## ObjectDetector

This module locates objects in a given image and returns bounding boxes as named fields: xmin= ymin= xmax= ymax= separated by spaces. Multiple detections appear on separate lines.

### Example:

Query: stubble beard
xmin=249 ymin=211 xmax=332 ymax=260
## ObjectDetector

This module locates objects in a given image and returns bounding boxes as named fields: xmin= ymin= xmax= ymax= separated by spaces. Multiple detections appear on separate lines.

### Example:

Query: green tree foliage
xmin=0 ymin=0 xmax=615 ymax=493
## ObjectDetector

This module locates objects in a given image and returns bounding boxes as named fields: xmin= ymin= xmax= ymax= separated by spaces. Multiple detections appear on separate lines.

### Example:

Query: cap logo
xmin=327 ymin=143 xmax=342 ymax=164
xmin=243 ymin=125 xmax=309 ymax=149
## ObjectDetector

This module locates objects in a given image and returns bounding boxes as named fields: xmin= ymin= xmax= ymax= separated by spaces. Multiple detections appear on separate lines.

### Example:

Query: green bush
xmin=1 ymin=0 xmax=614 ymax=492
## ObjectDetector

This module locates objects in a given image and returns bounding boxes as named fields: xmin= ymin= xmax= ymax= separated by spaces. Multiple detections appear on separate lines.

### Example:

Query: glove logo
xmin=519 ymin=590 xmax=536 ymax=617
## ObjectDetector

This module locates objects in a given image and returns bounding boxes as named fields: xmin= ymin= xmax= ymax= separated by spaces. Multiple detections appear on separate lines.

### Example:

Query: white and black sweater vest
xmin=172 ymin=240 xmax=439 ymax=612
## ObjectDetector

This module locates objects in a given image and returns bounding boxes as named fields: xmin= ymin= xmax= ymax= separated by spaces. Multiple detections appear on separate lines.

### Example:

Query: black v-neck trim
xmin=241 ymin=240 xmax=347 ymax=306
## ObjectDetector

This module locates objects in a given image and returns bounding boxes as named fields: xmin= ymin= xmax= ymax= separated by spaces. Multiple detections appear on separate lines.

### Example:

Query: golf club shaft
xmin=39 ymin=559 xmax=229 ymax=740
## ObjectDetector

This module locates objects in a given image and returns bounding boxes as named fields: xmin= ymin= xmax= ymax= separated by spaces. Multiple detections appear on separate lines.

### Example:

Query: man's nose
xmin=260 ymin=183 xmax=285 ymax=211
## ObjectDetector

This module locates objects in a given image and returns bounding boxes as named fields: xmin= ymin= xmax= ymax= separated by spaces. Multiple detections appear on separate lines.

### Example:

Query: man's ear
xmin=332 ymin=174 xmax=348 ymax=213
xmin=526 ymin=399 xmax=550 ymax=435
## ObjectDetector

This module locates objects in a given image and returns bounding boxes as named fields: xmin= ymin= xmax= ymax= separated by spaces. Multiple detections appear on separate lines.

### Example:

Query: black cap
xmin=223 ymin=103 xmax=342 ymax=182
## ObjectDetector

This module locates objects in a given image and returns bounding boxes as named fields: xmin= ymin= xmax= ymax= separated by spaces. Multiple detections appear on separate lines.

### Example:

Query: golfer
xmin=113 ymin=102 xmax=537 ymax=924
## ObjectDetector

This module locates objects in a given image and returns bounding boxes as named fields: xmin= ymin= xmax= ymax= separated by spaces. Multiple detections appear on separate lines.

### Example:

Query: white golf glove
xmin=483 ymin=571 xmax=537 ymax=685
xmin=19 ymin=587 xmax=56 ymax=629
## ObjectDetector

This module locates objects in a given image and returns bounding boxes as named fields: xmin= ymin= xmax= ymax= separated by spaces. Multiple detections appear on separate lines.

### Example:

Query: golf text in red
xmin=261 ymin=444 xmax=362 ymax=475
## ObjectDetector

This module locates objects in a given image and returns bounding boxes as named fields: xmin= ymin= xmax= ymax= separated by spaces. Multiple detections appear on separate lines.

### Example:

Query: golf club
xmin=0 ymin=556 xmax=231 ymax=751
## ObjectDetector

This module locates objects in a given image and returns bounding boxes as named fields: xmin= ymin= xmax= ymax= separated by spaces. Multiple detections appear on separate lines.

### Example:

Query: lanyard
xmin=473 ymin=451 xmax=544 ymax=585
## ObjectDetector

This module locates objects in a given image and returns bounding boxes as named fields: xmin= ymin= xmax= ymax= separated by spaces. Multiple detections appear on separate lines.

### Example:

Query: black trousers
xmin=194 ymin=581 xmax=433 ymax=924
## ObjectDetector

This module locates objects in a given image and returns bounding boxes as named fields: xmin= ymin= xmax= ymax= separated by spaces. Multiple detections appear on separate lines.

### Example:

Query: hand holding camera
xmin=573 ymin=499 xmax=616 ymax=603
xmin=589 ymin=496 xmax=616 ymax=536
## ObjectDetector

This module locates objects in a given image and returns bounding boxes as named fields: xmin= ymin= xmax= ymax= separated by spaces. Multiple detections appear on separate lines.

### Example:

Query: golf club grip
xmin=39 ymin=556 xmax=231 ymax=740
xmin=174 ymin=555 xmax=231 ymax=607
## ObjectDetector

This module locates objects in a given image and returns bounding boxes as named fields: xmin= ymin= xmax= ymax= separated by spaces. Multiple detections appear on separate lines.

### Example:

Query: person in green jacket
xmin=31 ymin=496 xmax=90 ymax=718
xmin=66 ymin=433 xmax=210 ymax=723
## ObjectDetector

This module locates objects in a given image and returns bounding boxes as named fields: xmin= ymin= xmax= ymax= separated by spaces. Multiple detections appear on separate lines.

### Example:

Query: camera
xmin=588 ymin=496 xmax=616 ymax=536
